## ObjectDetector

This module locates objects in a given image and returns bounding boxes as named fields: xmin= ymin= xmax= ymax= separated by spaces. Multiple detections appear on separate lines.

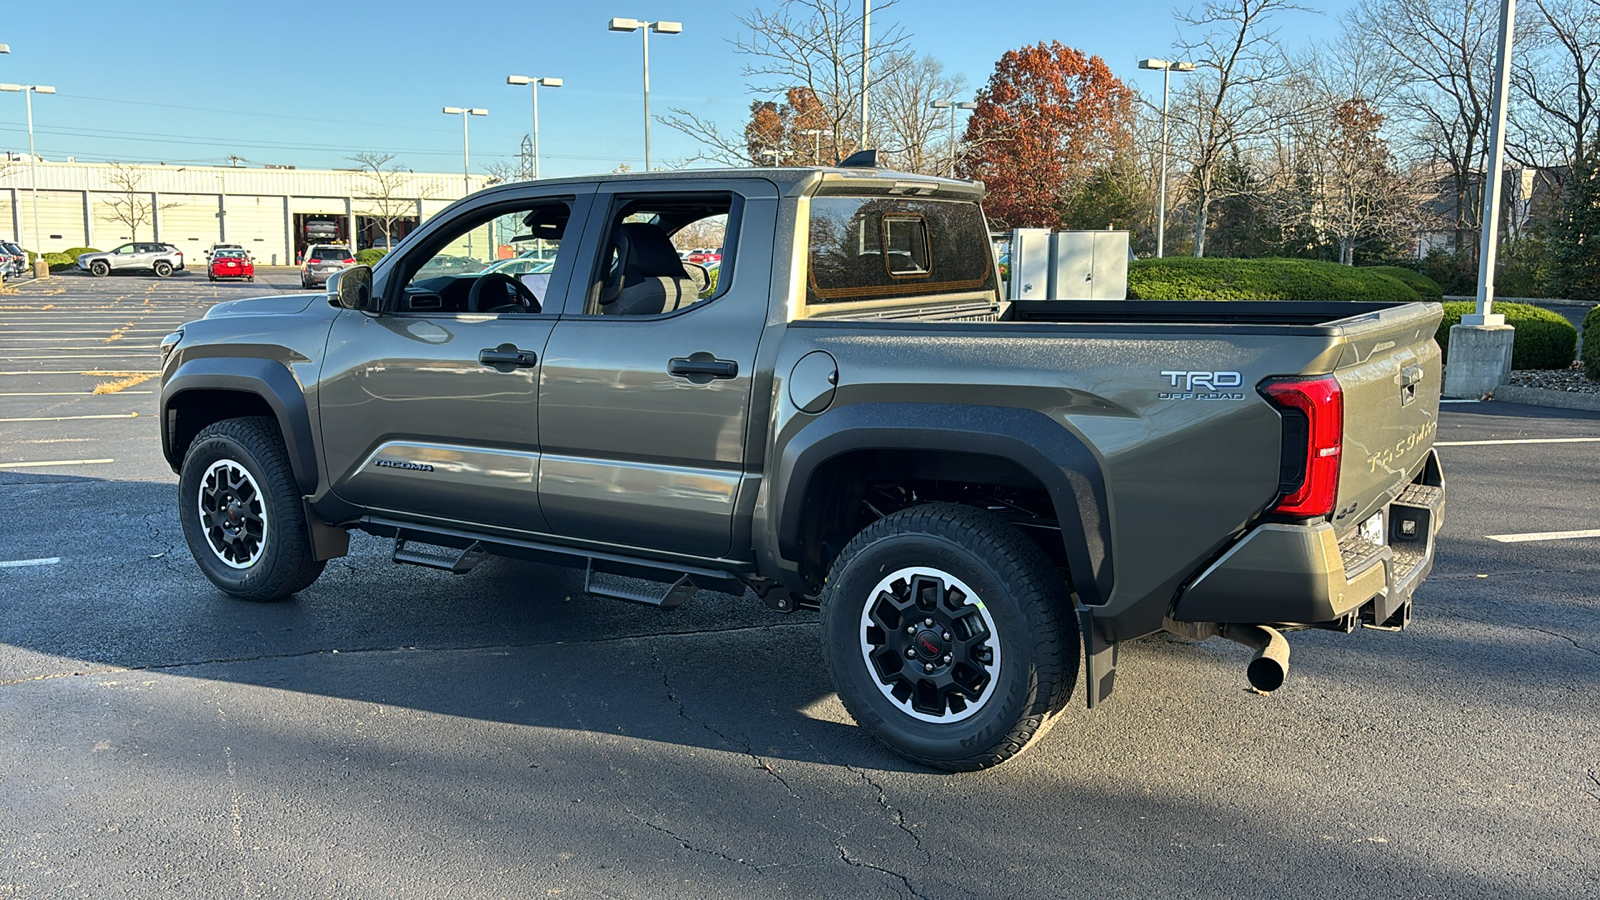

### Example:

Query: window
xmin=309 ymin=247 xmax=351 ymax=261
xmin=583 ymin=193 xmax=739 ymax=316
xmin=807 ymin=197 xmax=996 ymax=306
xmin=394 ymin=198 xmax=574 ymax=316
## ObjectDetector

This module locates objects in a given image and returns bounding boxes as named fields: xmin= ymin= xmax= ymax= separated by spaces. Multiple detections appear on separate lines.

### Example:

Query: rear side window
xmin=807 ymin=197 xmax=995 ymax=305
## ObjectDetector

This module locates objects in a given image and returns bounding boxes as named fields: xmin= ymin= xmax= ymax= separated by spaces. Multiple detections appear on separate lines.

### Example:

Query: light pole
xmin=798 ymin=127 xmax=831 ymax=164
xmin=441 ymin=106 xmax=487 ymax=197
xmin=506 ymin=75 xmax=562 ymax=180
xmin=929 ymin=99 xmax=977 ymax=176
xmin=1137 ymin=58 xmax=1194 ymax=258
xmin=608 ymin=17 xmax=682 ymax=172
xmin=0 ymin=82 xmax=56 ymax=265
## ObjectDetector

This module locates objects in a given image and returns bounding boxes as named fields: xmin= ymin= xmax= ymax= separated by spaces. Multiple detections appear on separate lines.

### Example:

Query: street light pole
xmin=929 ymin=99 xmax=977 ymax=177
xmin=507 ymin=76 xmax=563 ymax=180
xmin=798 ymin=127 xmax=831 ymax=164
xmin=609 ymin=18 xmax=682 ymax=172
xmin=1468 ymin=0 xmax=1519 ymax=327
xmin=1 ymin=82 xmax=55 ymax=262
xmin=442 ymin=106 xmax=488 ymax=197
xmin=1138 ymin=58 xmax=1194 ymax=258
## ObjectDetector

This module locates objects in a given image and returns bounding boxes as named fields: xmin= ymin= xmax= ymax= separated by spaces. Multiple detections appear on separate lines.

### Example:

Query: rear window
xmin=310 ymin=248 xmax=350 ymax=261
xmin=215 ymin=250 xmax=246 ymax=259
xmin=807 ymin=197 xmax=996 ymax=305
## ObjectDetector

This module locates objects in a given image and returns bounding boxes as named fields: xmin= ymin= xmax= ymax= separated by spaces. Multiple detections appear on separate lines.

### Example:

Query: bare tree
xmin=350 ymin=152 xmax=429 ymax=249
xmin=1509 ymin=0 xmax=1600 ymax=181
xmin=663 ymin=0 xmax=910 ymax=165
xmin=99 ymin=162 xmax=176 ymax=242
xmin=870 ymin=52 xmax=970 ymax=175
xmin=1169 ymin=0 xmax=1316 ymax=257
xmin=1350 ymin=0 xmax=1498 ymax=255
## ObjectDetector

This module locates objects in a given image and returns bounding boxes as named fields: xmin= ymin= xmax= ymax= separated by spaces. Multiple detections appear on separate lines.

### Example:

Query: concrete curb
xmin=1492 ymin=384 xmax=1600 ymax=412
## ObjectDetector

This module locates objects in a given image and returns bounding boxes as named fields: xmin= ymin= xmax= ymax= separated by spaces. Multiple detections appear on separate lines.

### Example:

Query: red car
xmin=208 ymin=249 xmax=254 ymax=282
xmin=686 ymin=247 xmax=722 ymax=265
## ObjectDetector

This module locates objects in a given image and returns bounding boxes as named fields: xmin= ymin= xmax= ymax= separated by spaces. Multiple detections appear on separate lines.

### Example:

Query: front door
xmin=318 ymin=189 xmax=593 ymax=534
xmin=536 ymin=180 xmax=778 ymax=559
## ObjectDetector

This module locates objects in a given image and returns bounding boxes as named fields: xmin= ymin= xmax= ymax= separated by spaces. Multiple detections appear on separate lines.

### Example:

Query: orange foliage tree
xmin=959 ymin=42 xmax=1136 ymax=229
xmin=745 ymin=87 xmax=833 ymax=165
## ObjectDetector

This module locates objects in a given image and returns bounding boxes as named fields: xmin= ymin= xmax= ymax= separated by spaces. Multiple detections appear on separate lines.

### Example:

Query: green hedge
xmin=1437 ymin=301 xmax=1578 ymax=370
xmin=1582 ymin=305 xmax=1600 ymax=381
xmin=1127 ymin=257 xmax=1424 ymax=303
xmin=60 ymin=247 xmax=100 ymax=262
xmin=1363 ymin=265 xmax=1443 ymax=302
xmin=355 ymin=248 xmax=387 ymax=267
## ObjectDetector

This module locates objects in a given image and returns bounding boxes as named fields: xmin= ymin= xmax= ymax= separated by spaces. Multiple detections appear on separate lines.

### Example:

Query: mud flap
xmin=1078 ymin=605 xmax=1118 ymax=708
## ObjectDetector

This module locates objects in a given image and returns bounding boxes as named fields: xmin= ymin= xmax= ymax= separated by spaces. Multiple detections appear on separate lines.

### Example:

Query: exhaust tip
xmin=1246 ymin=656 xmax=1287 ymax=693
xmin=1221 ymin=623 xmax=1292 ymax=694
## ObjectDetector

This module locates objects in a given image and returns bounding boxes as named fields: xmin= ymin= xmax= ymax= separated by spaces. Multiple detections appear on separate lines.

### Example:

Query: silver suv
xmin=78 ymin=242 xmax=186 ymax=277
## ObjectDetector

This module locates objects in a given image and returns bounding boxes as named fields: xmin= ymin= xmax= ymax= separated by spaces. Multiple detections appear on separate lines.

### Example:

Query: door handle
xmin=669 ymin=355 xmax=739 ymax=381
xmin=479 ymin=343 xmax=538 ymax=370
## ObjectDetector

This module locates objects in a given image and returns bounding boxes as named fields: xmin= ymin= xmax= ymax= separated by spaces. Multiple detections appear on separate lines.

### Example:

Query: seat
xmin=599 ymin=223 xmax=702 ymax=315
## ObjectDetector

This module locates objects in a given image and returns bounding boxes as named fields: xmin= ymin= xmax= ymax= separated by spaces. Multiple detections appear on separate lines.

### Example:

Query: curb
xmin=1492 ymin=384 xmax=1600 ymax=412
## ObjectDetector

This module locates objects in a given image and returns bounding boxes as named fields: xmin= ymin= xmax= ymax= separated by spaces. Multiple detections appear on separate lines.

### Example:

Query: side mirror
xmin=330 ymin=265 xmax=374 ymax=311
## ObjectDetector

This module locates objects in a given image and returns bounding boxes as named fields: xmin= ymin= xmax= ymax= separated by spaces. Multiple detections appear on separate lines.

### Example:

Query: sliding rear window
xmin=807 ymin=197 xmax=996 ymax=306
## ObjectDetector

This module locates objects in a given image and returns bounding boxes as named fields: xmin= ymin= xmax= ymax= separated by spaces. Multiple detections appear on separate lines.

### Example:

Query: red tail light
xmin=1260 ymin=375 xmax=1343 ymax=517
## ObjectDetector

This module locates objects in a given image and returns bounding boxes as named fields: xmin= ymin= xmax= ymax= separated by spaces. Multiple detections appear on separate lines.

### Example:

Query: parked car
xmin=479 ymin=257 xmax=554 ymax=277
xmin=0 ymin=241 xmax=26 ymax=279
xmin=77 ymin=242 xmax=185 ymax=277
xmin=208 ymin=249 xmax=254 ymax=282
xmin=300 ymin=244 xmax=355 ymax=289
xmin=158 ymin=164 xmax=1445 ymax=772
xmin=686 ymin=247 xmax=721 ymax=265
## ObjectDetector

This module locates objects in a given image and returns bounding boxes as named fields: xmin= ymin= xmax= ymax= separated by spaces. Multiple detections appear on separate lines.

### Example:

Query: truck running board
xmin=584 ymin=559 xmax=698 ymax=610
xmin=391 ymin=534 xmax=489 ymax=574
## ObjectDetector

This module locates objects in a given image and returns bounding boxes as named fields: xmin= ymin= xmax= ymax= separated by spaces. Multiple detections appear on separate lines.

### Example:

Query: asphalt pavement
xmin=1 ymin=273 xmax=1597 ymax=899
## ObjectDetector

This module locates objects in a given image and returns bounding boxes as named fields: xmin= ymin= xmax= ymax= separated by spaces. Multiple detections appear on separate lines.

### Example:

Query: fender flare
xmin=161 ymin=357 xmax=319 ymax=495
xmin=773 ymin=402 xmax=1112 ymax=605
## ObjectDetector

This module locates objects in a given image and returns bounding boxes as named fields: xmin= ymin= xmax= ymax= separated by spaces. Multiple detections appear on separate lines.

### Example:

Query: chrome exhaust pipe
xmin=1220 ymin=624 xmax=1290 ymax=693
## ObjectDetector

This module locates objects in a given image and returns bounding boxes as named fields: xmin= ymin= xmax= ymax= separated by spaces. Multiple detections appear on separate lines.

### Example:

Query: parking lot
xmin=1 ymin=273 xmax=1597 ymax=898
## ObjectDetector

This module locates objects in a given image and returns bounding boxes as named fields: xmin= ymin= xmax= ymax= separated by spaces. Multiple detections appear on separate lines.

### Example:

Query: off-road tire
xmin=819 ymin=503 xmax=1078 ymax=771
xmin=178 ymin=416 xmax=325 ymax=601
xmin=90 ymin=260 xmax=109 ymax=277
xmin=153 ymin=260 xmax=173 ymax=277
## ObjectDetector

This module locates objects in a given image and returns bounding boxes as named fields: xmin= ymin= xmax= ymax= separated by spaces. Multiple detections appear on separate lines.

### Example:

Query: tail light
xmin=344 ymin=257 xmax=355 ymax=264
xmin=1259 ymin=375 xmax=1343 ymax=517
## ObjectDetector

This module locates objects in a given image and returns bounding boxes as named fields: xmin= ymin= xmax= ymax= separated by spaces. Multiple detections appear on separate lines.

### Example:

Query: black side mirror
xmin=330 ymin=265 xmax=374 ymax=311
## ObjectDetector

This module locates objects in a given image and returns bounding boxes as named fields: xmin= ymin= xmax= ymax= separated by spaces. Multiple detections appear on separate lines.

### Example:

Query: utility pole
xmin=860 ymin=0 xmax=871 ymax=149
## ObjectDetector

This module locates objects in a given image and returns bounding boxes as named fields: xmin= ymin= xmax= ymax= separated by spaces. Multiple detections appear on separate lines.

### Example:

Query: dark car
xmin=0 ymin=241 xmax=26 ymax=278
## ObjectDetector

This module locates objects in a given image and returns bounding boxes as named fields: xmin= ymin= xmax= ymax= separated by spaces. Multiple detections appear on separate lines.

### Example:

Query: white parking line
xmin=0 ymin=391 xmax=154 ymax=396
xmin=0 ymin=370 xmax=159 ymax=376
xmin=0 ymin=355 xmax=159 ymax=360
xmin=0 ymin=458 xmax=115 ymax=469
xmin=0 ymin=557 xmax=61 ymax=568
xmin=1436 ymin=437 xmax=1600 ymax=446
xmin=0 ymin=413 xmax=138 ymax=422
xmin=1487 ymin=528 xmax=1600 ymax=543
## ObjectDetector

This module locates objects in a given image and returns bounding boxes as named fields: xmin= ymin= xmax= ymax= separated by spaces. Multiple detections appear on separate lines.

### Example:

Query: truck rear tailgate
xmin=1324 ymin=302 xmax=1443 ymax=534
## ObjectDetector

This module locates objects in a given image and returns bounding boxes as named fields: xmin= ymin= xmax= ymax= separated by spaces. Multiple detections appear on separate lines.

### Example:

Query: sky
xmin=0 ymin=0 xmax=1357 ymax=179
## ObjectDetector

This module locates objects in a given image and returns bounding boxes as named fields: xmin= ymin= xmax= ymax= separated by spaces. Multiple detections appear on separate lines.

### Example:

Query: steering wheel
xmin=468 ymin=271 xmax=540 ymax=313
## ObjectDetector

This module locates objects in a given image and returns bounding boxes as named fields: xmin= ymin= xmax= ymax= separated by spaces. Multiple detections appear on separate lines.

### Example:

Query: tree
xmin=350 ymin=152 xmax=426 ymax=249
xmin=662 ymin=0 xmax=909 ymax=165
xmin=99 ymin=162 xmax=175 ymax=242
xmin=744 ymin=87 xmax=830 ymax=165
xmin=1350 ymin=0 xmax=1498 ymax=256
xmin=1550 ymin=151 xmax=1600 ymax=299
xmin=1170 ymin=0 xmax=1314 ymax=257
xmin=1510 ymin=0 xmax=1600 ymax=178
xmin=959 ymin=41 xmax=1135 ymax=229
xmin=871 ymin=52 xmax=970 ymax=175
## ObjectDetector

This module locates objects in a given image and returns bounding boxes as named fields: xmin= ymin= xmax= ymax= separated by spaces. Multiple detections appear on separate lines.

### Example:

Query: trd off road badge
xmin=1158 ymin=370 xmax=1246 ymax=401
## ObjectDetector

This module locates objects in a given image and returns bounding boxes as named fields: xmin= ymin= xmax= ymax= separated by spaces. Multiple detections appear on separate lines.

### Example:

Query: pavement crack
xmin=1427 ymin=609 xmax=1600 ymax=657
xmin=638 ymin=817 xmax=771 ymax=874
xmin=1525 ymin=627 xmax=1600 ymax=657
xmin=651 ymin=653 xmax=801 ymax=800
xmin=1586 ymin=768 xmax=1600 ymax=804
xmin=845 ymin=764 xmax=931 ymax=864
xmin=836 ymin=845 xmax=930 ymax=900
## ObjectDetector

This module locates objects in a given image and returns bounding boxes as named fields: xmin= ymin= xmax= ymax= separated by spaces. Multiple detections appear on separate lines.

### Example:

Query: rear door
xmin=535 ymin=179 xmax=778 ymax=558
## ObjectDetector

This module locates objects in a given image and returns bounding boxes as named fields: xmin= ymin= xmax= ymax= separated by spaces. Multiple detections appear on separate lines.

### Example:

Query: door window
xmin=395 ymin=199 xmax=575 ymax=315
xmin=582 ymin=193 xmax=739 ymax=316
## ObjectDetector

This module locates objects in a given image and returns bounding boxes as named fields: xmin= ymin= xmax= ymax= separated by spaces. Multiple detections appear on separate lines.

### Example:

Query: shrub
xmin=1363 ymin=265 xmax=1443 ymax=302
xmin=1126 ymin=257 xmax=1423 ymax=303
xmin=355 ymin=248 xmax=386 ymax=267
xmin=59 ymin=247 xmax=100 ymax=262
xmin=1436 ymin=301 xmax=1579 ymax=370
xmin=1582 ymin=304 xmax=1600 ymax=380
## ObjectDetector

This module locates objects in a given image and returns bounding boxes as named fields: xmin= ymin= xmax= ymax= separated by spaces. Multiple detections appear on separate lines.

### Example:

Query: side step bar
xmin=392 ymin=534 xmax=489 ymax=574
xmin=585 ymin=559 xmax=699 ymax=610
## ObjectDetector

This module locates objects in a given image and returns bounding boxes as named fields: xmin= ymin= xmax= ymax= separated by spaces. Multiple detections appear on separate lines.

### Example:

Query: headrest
xmin=617 ymin=223 xmax=688 ymax=278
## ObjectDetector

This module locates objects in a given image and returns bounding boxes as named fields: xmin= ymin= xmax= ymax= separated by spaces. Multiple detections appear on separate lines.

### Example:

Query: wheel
xmin=819 ymin=503 xmax=1078 ymax=771
xmin=153 ymin=260 xmax=173 ymax=277
xmin=247 ymin=276 xmax=254 ymax=282
xmin=178 ymin=416 xmax=325 ymax=601
xmin=208 ymin=275 xmax=216 ymax=282
xmin=90 ymin=260 xmax=109 ymax=277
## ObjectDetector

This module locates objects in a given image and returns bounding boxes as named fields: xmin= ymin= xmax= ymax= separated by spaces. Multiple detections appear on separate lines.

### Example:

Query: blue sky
xmin=0 ymin=0 xmax=1354 ymax=178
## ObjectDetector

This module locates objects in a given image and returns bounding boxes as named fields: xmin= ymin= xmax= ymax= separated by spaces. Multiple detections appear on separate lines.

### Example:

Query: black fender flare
xmin=161 ymin=357 xmax=319 ymax=495
xmin=773 ymin=402 xmax=1112 ymax=606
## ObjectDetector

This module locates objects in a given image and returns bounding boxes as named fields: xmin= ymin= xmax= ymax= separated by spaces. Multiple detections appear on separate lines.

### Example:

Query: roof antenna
xmin=836 ymin=149 xmax=879 ymax=168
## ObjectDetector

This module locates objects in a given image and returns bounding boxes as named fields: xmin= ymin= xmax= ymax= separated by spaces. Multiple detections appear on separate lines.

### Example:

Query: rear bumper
xmin=1171 ymin=449 xmax=1445 ymax=628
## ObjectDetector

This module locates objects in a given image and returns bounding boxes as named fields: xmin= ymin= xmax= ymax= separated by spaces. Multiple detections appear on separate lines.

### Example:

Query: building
xmin=0 ymin=159 xmax=488 ymax=263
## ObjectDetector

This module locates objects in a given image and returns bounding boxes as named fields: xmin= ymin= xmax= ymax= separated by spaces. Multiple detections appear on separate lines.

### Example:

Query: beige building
xmin=0 ymin=159 xmax=488 ymax=264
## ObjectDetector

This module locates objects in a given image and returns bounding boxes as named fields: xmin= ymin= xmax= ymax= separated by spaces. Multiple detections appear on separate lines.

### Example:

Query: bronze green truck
xmin=158 ymin=161 xmax=1445 ymax=771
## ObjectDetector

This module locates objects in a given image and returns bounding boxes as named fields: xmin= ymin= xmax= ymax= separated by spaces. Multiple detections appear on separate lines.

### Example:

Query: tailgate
xmin=1328 ymin=302 xmax=1443 ymax=533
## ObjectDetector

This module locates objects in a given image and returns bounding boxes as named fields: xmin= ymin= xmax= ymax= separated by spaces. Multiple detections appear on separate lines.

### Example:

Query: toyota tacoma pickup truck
xmin=158 ymin=160 xmax=1445 ymax=771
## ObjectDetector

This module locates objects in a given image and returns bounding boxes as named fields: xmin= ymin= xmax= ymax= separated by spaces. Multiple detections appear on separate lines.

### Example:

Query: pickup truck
xmin=158 ymin=161 xmax=1445 ymax=771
